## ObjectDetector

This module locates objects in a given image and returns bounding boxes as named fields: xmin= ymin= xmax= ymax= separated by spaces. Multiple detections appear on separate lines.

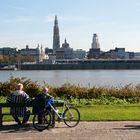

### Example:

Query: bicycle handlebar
xmin=46 ymin=98 xmax=64 ymax=106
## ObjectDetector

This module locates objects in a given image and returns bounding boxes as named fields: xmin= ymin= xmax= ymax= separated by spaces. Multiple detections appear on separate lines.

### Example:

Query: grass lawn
xmin=2 ymin=104 xmax=140 ymax=122
xmin=79 ymin=104 xmax=140 ymax=121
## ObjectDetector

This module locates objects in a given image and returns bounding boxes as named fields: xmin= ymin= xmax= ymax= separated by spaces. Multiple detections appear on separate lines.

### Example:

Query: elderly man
xmin=7 ymin=83 xmax=30 ymax=125
xmin=34 ymin=87 xmax=55 ymax=128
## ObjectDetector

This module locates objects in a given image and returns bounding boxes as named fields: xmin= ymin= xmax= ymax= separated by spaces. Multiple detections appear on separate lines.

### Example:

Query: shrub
xmin=0 ymin=76 xmax=42 ymax=97
xmin=0 ymin=77 xmax=140 ymax=102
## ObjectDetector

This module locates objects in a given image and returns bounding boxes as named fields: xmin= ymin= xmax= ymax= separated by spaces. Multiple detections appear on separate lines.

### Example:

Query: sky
xmin=0 ymin=0 xmax=140 ymax=52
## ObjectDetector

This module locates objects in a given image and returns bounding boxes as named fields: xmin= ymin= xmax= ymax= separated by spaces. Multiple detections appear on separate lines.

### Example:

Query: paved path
xmin=0 ymin=121 xmax=140 ymax=140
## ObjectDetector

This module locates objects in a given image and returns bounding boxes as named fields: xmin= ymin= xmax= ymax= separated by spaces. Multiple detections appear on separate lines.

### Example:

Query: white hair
xmin=17 ymin=83 xmax=23 ymax=90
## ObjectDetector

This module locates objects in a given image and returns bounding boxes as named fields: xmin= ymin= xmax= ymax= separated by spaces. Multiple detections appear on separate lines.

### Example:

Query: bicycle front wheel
xmin=63 ymin=106 xmax=80 ymax=127
xmin=33 ymin=110 xmax=52 ymax=131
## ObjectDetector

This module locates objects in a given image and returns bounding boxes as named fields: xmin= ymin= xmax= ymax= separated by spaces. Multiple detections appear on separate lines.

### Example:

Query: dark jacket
xmin=33 ymin=93 xmax=53 ymax=114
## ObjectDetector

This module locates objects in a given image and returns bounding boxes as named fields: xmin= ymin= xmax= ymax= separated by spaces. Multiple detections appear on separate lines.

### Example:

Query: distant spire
xmin=65 ymin=38 xmax=67 ymax=43
xmin=53 ymin=15 xmax=60 ymax=54
xmin=41 ymin=44 xmax=43 ymax=53
xmin=62 ymin=38 xmax=69 ymax=48
xmin=54 ymin=15 xmax=58 ymax=26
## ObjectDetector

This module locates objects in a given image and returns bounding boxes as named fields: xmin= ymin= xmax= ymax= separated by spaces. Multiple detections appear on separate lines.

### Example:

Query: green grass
xmin=79 ymin=104 xmax=140 ymax=121
xmin=2 ymin=104 xmax=140 ymax=122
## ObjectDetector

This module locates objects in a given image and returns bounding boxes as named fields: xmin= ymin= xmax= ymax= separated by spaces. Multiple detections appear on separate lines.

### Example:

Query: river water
xmin=0 ymin=70 xmax=140 ymax=87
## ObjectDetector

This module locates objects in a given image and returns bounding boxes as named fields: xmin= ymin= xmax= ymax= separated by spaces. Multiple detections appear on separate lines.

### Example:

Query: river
xmin=0 ymin=70 xmax=140 ymax=87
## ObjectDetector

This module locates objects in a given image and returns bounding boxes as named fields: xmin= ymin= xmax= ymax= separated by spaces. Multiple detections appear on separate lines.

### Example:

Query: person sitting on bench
xmin=7 ymin=83 xmax=30 ymax=125
xmin=33 ymin=87 xmax=55 ymax=128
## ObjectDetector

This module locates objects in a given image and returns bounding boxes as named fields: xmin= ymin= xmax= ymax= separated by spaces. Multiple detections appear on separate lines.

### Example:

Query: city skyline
xmin=0 ymin=0 xmax=140 ymax=52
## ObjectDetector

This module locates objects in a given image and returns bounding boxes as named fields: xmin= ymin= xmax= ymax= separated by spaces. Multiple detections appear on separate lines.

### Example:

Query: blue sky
xmin=0 ymin=0 xmax=140 ymax=52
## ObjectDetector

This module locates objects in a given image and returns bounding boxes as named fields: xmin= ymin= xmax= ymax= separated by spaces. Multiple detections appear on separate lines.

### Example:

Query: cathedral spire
xmin=54 ymin=15 xmax=58 ymax=26
xmin=53 ymin=15 xmax=60 ymax=54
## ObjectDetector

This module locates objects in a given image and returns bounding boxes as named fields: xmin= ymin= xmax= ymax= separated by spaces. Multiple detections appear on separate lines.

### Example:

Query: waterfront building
xmin=130 ymin=52 xmax=135 ymax=59
xmin=88 ymin=48 xmax=100 ymax=59
xmin=53 ymin=16 xmax=60 ymax=55
xmin=45 ymin=47 xmax=53 ymax=54
xmin=109 ymin=48 xmax=125 ymax=59
xmin=109 ymin=49 xmax=117 ymax=59
xmin=88 ymin=33 xmax=101 ymax=59
xmin=115 ymin=48 xmax=125 ymax=59
xmin=134 ymin=52 xmax=140 ymax=59
xmin=0 ymin=47 xmax=17 ymax=56
xmin=19 ymin=44 xmax=41 ymax=63
xmin=55 ymin=49 xmax=64 ymax=59
xmin=73 ymin=49 xmax=86 ymax=59
xmin=55 ymin=39 xmax=73 ymax=59
xmin=105 ymin=48 xmax=125 ymax=59
xmin=61 ymin=39 xmax=73 ymax=59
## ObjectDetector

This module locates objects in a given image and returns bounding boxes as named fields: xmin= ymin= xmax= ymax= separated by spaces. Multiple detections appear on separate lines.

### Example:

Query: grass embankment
xmin=1 ymin=77 xmax=140 ymax=121
xmin=2 ymin=104 xmax=140 ymax=121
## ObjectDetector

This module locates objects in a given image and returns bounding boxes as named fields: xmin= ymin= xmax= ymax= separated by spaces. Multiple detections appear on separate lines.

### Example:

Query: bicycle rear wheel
xmin=63 ymin=106 xmax=80 ymax=127
xmin=33 ymin=109 xmax=52 ymax=131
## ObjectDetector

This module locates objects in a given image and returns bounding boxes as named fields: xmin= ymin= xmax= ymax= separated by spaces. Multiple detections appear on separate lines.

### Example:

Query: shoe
xmin=13 ymin=116 xmax=21 ymax=125
xmin=22 ymin=114 xmax=30 ymax=124
xmin=18 ymin=122 xmax=22 ymax=125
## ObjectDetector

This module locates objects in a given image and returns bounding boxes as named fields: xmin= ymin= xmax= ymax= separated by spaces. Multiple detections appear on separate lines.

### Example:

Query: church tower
xmin=53 ymin=16 xmax=60 ymax=54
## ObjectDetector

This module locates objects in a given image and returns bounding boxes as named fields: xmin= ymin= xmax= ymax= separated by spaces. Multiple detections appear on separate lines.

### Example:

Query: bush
xmin=0 ymin=77 xmax=140 ymax=103
xmin=0 ymin=76 xmax=42 ymax=97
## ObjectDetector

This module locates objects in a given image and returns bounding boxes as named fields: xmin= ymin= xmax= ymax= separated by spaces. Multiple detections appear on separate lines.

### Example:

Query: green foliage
xmin=0 ymin=96 xmax=6 ymax=103
xmin=0 ymin=76 xmax=42 ymax=98
xmin=0 ymin=77 xmax=140 ymax=104
xmin=20 ymin=78 xmax=42 ymax=98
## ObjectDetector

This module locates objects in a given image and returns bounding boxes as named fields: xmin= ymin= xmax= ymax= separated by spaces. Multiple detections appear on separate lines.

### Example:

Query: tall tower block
xmin=88 ymin=33 xmax=101 ymax=59
xmin=91 ymin=33 xmax=100 ymax=49
xmin=53 ymin=16 xmax=60 ymax=54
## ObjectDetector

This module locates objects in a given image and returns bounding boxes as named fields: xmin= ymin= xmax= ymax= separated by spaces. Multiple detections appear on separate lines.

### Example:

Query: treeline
xmin=0 ymin=55 xmax=35 ymax=64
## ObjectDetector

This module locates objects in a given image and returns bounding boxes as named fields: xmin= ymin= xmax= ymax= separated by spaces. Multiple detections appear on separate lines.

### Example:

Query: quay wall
xmin=19 ymin=60 xmax=140 ymax=70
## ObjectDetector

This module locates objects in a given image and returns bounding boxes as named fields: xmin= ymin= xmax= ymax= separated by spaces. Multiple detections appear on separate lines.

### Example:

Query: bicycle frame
xmin=47 ymin=98 xmax=72 ymax=120
xmin=33 ymin=95 xmax=80 ymax=130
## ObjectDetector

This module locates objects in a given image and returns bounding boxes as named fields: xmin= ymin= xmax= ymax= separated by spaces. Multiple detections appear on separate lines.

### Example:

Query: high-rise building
xmin=53 ymin=16 xmax=60 ymax=54
xmin=91 ymin=33 xmax=100 ymax=49
xmin=88 ymin=33 xmax=101 ymax=59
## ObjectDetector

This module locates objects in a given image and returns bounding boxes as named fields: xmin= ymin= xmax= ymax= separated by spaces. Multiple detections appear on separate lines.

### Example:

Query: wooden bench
xmin=0 ymin=101 xmax=64 ymax=126
xmin=0 ymin=102 xmax=33 ymax=126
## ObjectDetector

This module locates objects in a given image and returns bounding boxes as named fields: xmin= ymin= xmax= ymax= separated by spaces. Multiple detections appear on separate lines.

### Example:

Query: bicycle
xmin=33 ymin=94 xmax=80 ymax=131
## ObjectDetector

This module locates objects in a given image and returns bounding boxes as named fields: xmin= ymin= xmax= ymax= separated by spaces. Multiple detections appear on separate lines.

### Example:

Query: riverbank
xmin=1 ymin=60 xmax=139 ymax=70
xmin=17 ymin=60 xmax=140 ymax=70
